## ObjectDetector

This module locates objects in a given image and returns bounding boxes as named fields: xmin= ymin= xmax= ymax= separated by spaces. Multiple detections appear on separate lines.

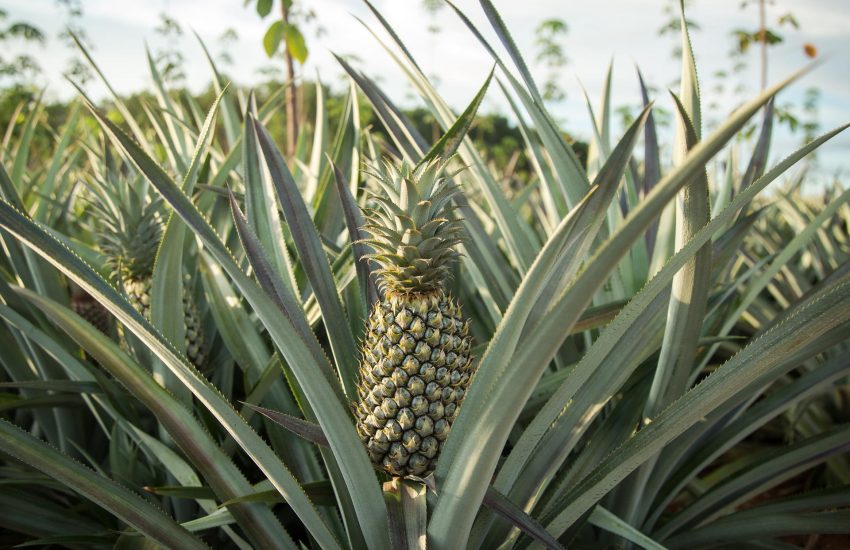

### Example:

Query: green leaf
xmin=332 ymin=161 xmax=378 ymax=308
xmin=306 ymin=77 xmax=330 ymax=202
xmin=0 ymin=420 xmax=206 ymax=549
xmin=0 ymin=156 xmax=24 ymax=211
xmin=198 ymin=250 xmax=272 ymax=382
xmin=417 ymin=66 xmax=494 ymax=168
xmin=191 ymin=30 xmax=241 ymax=147
xmin=454 ymin=191 xmax=518 ymax=314
xmin=360 ymin=0 xmax=424 ymax=75
xmin=525 ymin=105 xmax=652 ymax=333
xmin=741 ymin=100 xmax=774 ymax=189
xmin=9 ymin=94 xmax=41 ymax=189
xmin=588 ymin=506 xmax=667 ymax=550
xmin=498 ymin=80 xmax=565 ymax=224
xmin=143 ymin=46 xmax=190 ymax=172
xmin=650 ymin=1 xmax=702 ymax=275
xmin=256 ymin=0 xmax=273 ymax=18
xmin=263 ymin=20 xmax=284 ymax=57
xmin=199 ymin=245 xmax=324 ymax=481
xmin=219 ymin=481 xmax=338 ymax=508
xmin=0 ymin=393 xmax=83 ymax=413
xmin=675 ymin=1 xmax=701 ymax=145
xmin=0 ymin=488 xmax=105 ymax=537
xmin=245 ymin=403 xmax=329 ymax=447
xmin=244 ymin=104 xmax=299 ymax=295
xmin=14 ymin=535 xmax=115 ymax=548
xmin=253 ymin=118 xmax=361 ymax=400
xmin=626 ymin=91 xmax=712 ymax=526
xmin=701 ymin=180 xmax=850 ymax=372
xmin=144 ymin=486 xmax=216 ymax=500
xmin=0 ymin=380 xmax=101 ymax=393
xmin=585 ymin=60 xmax=614 ymax=180
xmin=546 ymin=376 xmax=651 ymax=501
xmin=283 ymin=23 xmax=308 ymax=63
xmin=311 ymin=79 xmax=359 ymax=246
xmin=0 ymin=301 xmax=122 ymax=441
xmin=666 ymin=510 xmax=850 ymax=548
xmin=335 ymin=54 xmax=427 ymax=162
xmin=507 ymin=127 xmax=844 ymax=543
xmin=637 ymin=68 xmax=661 ymax=196
xmin=482 ymin=487 xmax=564 ymax=550
xmin=34 ymin=102 xmax=81 ymax=223
xmin=227 ymin=190 xmax=301 ymax=335
xmin=478 ymin=0 xmax=541 ymax=103
xmin=382 ymin=479 xmax=429 ymax=550
xmin=180 ymin=507 xmax=236 ymax=533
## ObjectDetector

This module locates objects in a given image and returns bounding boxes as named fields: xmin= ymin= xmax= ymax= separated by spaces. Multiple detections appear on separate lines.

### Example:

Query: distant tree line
xmin=1 ymin=78 xmax=589 ymax=189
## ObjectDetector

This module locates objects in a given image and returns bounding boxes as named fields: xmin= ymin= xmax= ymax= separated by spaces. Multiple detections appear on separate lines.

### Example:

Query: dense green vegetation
xmin=2 ymin=78 xmax=566 ymax=192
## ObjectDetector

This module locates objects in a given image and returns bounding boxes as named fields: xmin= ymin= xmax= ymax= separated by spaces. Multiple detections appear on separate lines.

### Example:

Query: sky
xmin=4 ymin=0 xmax=850 ymax=182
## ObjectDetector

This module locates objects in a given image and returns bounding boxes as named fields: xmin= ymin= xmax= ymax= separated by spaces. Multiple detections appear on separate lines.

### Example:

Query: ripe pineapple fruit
xmin=355 ymin=159 xmax=474 ymax=478
xmin=86 ymin=177 xmax=206 ymax=369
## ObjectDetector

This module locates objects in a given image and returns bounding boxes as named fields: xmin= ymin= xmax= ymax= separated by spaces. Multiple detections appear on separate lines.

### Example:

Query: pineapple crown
xmin=361 ymin=158 xmax=464 ymax=297
xmin=84 ymin=169 xmax=164 ymax=281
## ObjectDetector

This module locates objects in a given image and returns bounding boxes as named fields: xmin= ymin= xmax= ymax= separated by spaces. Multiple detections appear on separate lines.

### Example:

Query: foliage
xmin=534 ymin=18 xmax=569 ymax=102
xmin=55 ymin=0 xmax=93 ymax=85
xmin=154 ymin=13 xmax=187 ymax=86
xmin=248 ymin=0 xmax=318 ymax=63
xmin=0 ymin=8 xmax=45 ymax=86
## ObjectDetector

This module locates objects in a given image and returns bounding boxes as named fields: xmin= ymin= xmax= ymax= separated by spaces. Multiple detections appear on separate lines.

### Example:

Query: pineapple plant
xmin=85 ymin=175 xmax=207 ymax=369
xmin=355 ymin=159 xmax=474 ymax=477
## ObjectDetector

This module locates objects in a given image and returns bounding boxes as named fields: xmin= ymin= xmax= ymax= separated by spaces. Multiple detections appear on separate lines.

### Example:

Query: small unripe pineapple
xmin=122 ymin=275 xmax=206 ymax=368
xmin=87 ymin=176 xmax=206 ymax=369
xmin=355 ymin=159 xmax=474 ymax=478
xmin=70 ymin=288 xmax=112 ymax=334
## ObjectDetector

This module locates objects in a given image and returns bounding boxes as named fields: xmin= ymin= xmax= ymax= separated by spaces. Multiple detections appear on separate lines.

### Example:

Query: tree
xmin=154 ymin=13 xmax=186 ymax=87
xmin=422 ymin=0 xmax=445 ymax=89
xmin=247 ymin=0 xmax=312 ymax=157
xmin=658 ymin=0 xmax=700 ymax=61
xmin=534 ymin=18 xmax=569 ymax=102
xmin=56 ymin=0 xmax=93 ymax=85
xmin=0 ymin=8 xmax=45 ymax=86
xmin=729 ymin=1 xmax=819 ymax=139
xmin=216 ymin=28 xmax=239 ymax=68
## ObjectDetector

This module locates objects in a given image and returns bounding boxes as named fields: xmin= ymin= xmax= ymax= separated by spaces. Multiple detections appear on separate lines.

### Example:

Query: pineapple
xmin=355 ymin=159 xmax=474 ymax=478
xmin=70 ymin=286 xmax=111 ymax=334
xmin=86 ymin=176 xmax=206 ymax=369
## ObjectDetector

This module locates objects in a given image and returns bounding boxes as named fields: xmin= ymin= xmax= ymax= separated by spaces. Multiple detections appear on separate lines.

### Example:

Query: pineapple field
xmin=1 ymin=0 xmax=850 ymax=548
